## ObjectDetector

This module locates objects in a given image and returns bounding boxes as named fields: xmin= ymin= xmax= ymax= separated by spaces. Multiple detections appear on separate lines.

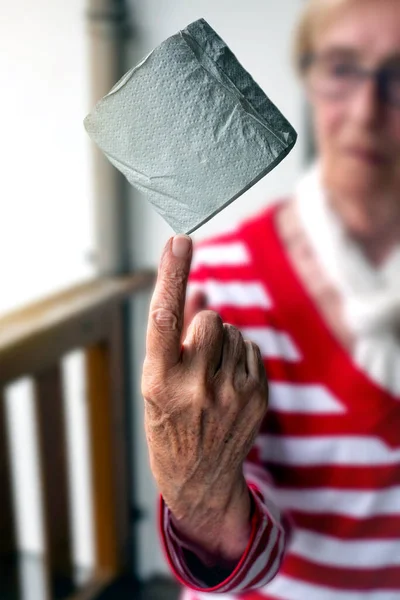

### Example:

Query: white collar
xmin=294 ymin=163 xmax=400 ymax=396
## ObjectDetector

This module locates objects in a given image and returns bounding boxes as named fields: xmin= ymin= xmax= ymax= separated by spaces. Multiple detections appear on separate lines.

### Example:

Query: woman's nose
xmin=348 ymin=77 xmax=383 ymax=128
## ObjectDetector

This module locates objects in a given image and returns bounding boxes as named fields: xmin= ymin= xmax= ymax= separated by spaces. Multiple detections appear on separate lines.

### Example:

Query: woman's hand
xmin=142 ymin=235 xmax=268 ymax=560
xmin=182 ymin=288 xmax=207 ymax=340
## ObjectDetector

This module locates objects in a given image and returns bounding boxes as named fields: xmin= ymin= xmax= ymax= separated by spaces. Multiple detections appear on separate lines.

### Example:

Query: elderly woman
xmin=141 ymin=0 xmax=400 ymax=597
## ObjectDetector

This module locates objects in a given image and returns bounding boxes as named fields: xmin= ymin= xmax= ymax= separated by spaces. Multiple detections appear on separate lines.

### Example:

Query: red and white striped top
xmin=160 ymin=203 xmax=400 ymax=599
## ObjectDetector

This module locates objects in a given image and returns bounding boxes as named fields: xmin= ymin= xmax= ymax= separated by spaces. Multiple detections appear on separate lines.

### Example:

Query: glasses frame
xmin=300 ymin=53 xmax=400 ymax=108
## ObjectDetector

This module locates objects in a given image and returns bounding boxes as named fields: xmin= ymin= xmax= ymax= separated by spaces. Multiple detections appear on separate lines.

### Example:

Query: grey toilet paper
xmin=84 ymin=18 xmax=297 ymax=234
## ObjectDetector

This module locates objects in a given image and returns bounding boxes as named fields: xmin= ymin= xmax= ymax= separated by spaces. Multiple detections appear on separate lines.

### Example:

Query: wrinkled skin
xmin=141 ymin=235 xmax=268 ymax=560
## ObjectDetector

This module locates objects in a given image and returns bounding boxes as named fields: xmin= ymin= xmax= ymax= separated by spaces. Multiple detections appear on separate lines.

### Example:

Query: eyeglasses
xmin=301 ymin=53 xmax=400 ymax=108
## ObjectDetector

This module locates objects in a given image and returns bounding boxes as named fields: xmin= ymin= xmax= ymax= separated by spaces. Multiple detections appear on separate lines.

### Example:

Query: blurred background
xmin=0 ymin=0 xmax=306 ymax=598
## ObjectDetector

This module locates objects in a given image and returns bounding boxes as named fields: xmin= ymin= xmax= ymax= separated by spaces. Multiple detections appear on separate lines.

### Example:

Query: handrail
xmin=0 ymin=271 xmax=155 ymax=599
xmin=0 ymin=272 xmax=155 ymax=386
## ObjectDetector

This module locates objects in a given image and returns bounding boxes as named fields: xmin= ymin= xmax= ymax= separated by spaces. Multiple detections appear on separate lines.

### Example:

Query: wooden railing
xmin=0 ymin=273 xmax=155 ymax=599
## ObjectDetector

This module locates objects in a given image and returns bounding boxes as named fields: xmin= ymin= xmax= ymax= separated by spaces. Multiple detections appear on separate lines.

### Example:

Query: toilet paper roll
xmin=84 ymin=18 xmax=297 ymax=233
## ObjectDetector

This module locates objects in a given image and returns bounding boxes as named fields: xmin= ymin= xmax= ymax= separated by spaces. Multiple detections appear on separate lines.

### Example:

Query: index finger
xmin=146 ymin=234 xmax=193 ymax=370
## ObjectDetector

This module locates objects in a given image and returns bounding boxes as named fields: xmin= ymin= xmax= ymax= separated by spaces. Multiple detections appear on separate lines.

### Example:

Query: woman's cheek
xmin=312 ymin=99 xmax=345 ymax=158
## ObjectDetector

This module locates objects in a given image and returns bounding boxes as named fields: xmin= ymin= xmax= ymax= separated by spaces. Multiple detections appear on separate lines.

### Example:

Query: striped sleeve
xmin=160 ymin=480 xmax=288 ymax=593
xmin=159 ymin=232 xmax=292 ymax=593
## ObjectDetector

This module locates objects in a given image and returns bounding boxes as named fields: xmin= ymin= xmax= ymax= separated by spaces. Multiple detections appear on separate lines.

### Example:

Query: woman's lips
xmin=346 ymin=146 xmax=388 ymax=166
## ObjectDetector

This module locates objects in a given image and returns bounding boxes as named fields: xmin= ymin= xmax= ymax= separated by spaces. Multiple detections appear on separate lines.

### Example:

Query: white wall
xmin=0 ymin=0 xmax=95 ymax=314
xmin=1 ymin=0 xmax=95 ymax=569
xmin=127 ymin=0 xmax=306 ymax=578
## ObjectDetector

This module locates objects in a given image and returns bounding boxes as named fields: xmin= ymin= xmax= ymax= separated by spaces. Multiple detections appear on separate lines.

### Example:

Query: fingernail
xmin=172 ymin=235 xmax=191 ymax=258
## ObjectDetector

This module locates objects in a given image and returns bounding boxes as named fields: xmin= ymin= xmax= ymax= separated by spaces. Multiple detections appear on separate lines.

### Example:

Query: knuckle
xmin=249 ymin=339 xmax=262 ymax=359
xmin=141 ymin=377 xmax=151 ymax=400
xmin=191 ymin=380 xmax=214 ymax=408
xmin=243 ymin=368 xmax=268 ymax=412
xmin=191 ymin=310 xmax=224 ymax=345
xmin=224 ymin=322 xmax=239 ymax=335
xmin=225 ymin=323 xmax=244 ymax=344
xmin=141 ymin=364 xmax=165 ymax=400
xmin=198 ymin=309 xmax=223 ymax=330
xmin=141 ymin=375 xmax=160 ymax=400
xmin=224 ymin=323 xmax=245 ymax=358
xmin=219 ymin=381 xmax=240 ymax=410
xmin=151 ymin=307 xmax=179 ymax=332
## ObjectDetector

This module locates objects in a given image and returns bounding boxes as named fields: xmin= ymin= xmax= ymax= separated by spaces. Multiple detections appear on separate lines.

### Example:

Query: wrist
xmin=170 ymin=478 xmax=252 ymax=563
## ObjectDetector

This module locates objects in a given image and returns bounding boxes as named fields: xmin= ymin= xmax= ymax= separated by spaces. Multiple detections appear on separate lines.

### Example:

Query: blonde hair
xmin=294 ymin=0 xmax=362 ymax=71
